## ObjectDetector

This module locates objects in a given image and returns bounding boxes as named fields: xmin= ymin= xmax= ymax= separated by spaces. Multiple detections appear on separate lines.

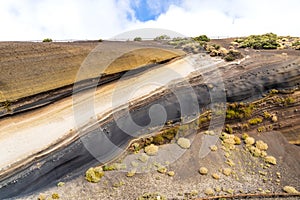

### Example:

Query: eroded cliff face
xmin=0 ymin=40 xmax=299 ymax=199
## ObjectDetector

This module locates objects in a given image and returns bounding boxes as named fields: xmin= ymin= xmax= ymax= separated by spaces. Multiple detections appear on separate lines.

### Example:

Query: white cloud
xmin=0 ymin=0 xmax=135 ymax=41
xmin=0 ymin=0 xmax=299 ymax=41
xmin=128 ymin=0 xmax=300 ymax=38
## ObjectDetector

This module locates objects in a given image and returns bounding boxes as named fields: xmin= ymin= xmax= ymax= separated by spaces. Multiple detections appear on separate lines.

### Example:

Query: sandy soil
xmin=0 ymin=41 xmax=184 ymax=103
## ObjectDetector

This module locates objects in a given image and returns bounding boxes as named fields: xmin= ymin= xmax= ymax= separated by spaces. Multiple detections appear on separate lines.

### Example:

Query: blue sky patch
xmin=130 ymin=0 xmax=182 ymax=22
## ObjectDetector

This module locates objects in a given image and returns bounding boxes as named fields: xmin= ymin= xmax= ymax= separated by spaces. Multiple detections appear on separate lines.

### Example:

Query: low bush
xmin=248 ymin=117 xmax=263 ymax=125
xmin=224 ymin=49 xmax=243 ymax=61
xmin=134 ymin=37 xmax=142 ymax=41
xmin=226 ymin=103 xmax=254 ymax=119
xmin=238 ymin=33 xmax=279 ymax=49
xmin=154 ymin=34 xmax=170 ymax=41
xmin=42 ymin=38 xmax=52 ymax=42
xmin=193 ymin=35 xmax=210 ymax=42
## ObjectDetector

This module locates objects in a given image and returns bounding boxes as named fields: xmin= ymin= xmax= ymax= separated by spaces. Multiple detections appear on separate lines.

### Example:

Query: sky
xmin=0 ymin=0 xmax=299 ymax=41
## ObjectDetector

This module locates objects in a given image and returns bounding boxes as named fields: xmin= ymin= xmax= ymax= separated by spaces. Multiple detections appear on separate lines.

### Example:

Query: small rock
xmin=234 ymin=136 xmax=241 ymax=145
xmin=52 ymin=193 xmax=60 ymax=199
xmin=85 ymin=166 xmax=104 ymax=183
xmin=177 ymin=137 xmax=191 ymax=149
xmin=210 ymin=145 xmax=218 ymax=151
xmin=248 ymin=146 xmax=262 ymax=157
xmin=199 ymin=167 xmax=208 ymax=175
xmin=212 ymin=173 xmax=220 ymax=180
xmin=264 ymin=156 xmax=277 ymax=165
xmin=222 ymin=168 xmax=232 ymax=176
xmin=272 ymin=115 xmax=278 ymax=122
xmin=127 ymin=169 xmax=136 ymax=177
xmin=204 ymin=188 xmax=214 ymax=196
xmin=215 ymin=186 xmax=221 ymax=192
xmin=157 ymin=166 xmax=167 ymax=174
xmin=167 ymin=171 xmax=175 ymax=176
xmin=57 ymin=182 xmax=65 ymax=187
xmin=37 ymin=194 xmax=46 ymax=200
xmin=255 ymin=140 xmax=268 ymax=150
xmin=283 ymin=186 xmax=299 ymax=194
xmin=138 ymin=153 xmax=149 ymax=163
xmin=245 ymin=137 xmax=255 ymax=145
xmin=241 ymin=133 xmax=249 ymax=140
xmin=227 ymin=188 xmax=234 ymax=194
xmin=190 ymin=189 xmax=198 ymax=196
xmin=145 ymin=144 xmax=158 ymax=156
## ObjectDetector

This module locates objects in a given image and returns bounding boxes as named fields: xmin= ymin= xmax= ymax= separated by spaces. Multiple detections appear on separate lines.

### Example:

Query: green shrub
xmin=212 ymin=43 xmax=220 ymax=50
xmin=193 ymin=35 xmax=210 ymax=42
xmin=248 ymin=117 xmax=263 ymax=125
xmin=224 ymin=50 xmax=243 ymax=61
xmin=225 ymin=124 xmax=233 ymax=134
xmin=152 ymin=135 xmax=165 ymax=145
xmin=238 ymin=33 xmax=279 ymax=49
xmin=134 ymin=37 xmax=142 ymax=41
xmin=292 ymin=41 xmax=300 ymax=46
xmin=226 ymin=103 xmax=254 ymax=119
xmin=98 ymin=39 xmax=103 ymax=42
xmin=42 ymin=38 xmax=52 ymax=42
xmin=154 ymin=35 xmax=170 ymax=41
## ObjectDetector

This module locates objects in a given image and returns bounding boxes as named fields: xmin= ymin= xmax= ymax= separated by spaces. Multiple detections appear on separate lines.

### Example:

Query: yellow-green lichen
xmin=199 ymin=167 xmax=208 ymax=175
xmin=223 ymin=168 xmax=232 ymax=176
xmin=264 ymin=156 xmax=277 ymax=165
xmin=283 ymin=186 xmax=299 ymax=194
xmin=144 ymin=144 xmax=159 ymax=156
xmin=210 ymin=145 xmax=218 ymax=151
xmin=204 ymin=188 xmax=214 ymax=196
xmin=167 ymin=171 xmax=175 ymax=176
xmin=127 ymin=169 xmax=136 ymax=177
xmin=248 ymin=117 xmax=263 ymax=125
xmin=255 ymin=140 xmax=268 ymax=150
xmin=85 ymin=166 xmax=104 ymax=183
xmin=51 ymin=193 xmax=60 ymax=199
xmin=177 ymin=137 xmax=191 ymax=149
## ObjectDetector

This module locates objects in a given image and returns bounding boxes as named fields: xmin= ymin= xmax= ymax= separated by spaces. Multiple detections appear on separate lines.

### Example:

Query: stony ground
xmin=20 ymin=130 xmax=299 ymax=200
xmin=2 ymin=38 xmax=300 ymax=200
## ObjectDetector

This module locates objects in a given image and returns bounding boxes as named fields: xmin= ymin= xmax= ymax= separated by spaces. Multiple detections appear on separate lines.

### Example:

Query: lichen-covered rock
xmin=264 ymin=156 xmax=277 ymax=165
xmin=177 ymin=137 xmax=191 ymax=149
xmin=255 ymin=140 xmax=268 ymax=150
xmin=212 ymin=173 xmax=220 ymax=180
xmin=210 ymin=145 xmax=218 ymax=151
xmin=167 ymin=171 xmax=175 ymax=176
xmin=199 ymin=167 xmax=208 ymax=175
xmin=157 ymin=166 xmax=167 ymax=174
xmin=245 ymin=137 xmax=255 ymax=145
xmin=283 ymin=186 xmax=299 ymax=194
xmin=85 ymin=166 xmax=104 ymax=183
xmin=127 ymin=169 xmax=136 ymax=177
xmin=52 ymin=193 xmax=60 ymax=199
xmin=248 ymin=146 xmax=262 ymax=157
xmin=223 ymin=168 xmax=232 ymax=176
xmin=137 ymin=193 xmax=166 ymax=200
xmin=37 ymin=194 xmax=46 ymax=200
xmin=241 ymin=133 xmax=249 ymax=140
xmin=57 ymin=182 xmax=65 ymax=187
xmin=272 ymin=115 xmax=278 ymax=122
xmin=234 ymin=136 xmax=241 ymax=145
xmin=204 ymin=187 xmax=214 ymax=196
xmin=138 ymin=153 xmax=149 ymax=163
xmin=204 ymin=130 xmax=215 ymax=135
xmin=144 ymin=144 xmax=158 ymax=156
